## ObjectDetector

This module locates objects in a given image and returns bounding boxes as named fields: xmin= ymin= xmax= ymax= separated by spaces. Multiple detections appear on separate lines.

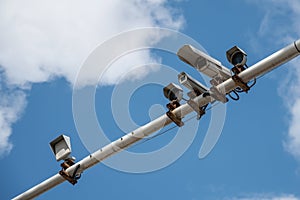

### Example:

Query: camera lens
xmin=232 ymin=52 xmax=244 ymax=66
xmin=168 ymin=90 xmax=177 ymax=101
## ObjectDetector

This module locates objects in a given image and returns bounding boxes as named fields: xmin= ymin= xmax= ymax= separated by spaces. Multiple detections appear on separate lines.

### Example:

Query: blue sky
xmin=1 ymin=0 xmax=300 ymax=200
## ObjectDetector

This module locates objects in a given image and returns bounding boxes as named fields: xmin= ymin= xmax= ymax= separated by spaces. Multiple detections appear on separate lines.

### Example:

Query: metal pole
xmin=13 ymin=39 xmax=300 ymax=200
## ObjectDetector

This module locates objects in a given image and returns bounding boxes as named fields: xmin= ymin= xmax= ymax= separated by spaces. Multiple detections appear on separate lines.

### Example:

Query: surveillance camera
xmin=226 ymin=46 xmax=247 ymax=67
xmin=177 ymin=45 xmax=231 ymax=82
xmin=50 ymin=134 xmax=72 ymax=162
xmin=178 ymin=72 xmax=208 ymax=96
xmin=163 ymin=83 xmax=183 ymax=101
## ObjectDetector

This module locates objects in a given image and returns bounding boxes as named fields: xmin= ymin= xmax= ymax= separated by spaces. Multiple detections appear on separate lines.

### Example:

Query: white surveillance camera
xmin=177 ymin=45 xmax=231 ymax=82
xmin=226 ymin=46 xmax=247 ymax=67
xmin=178 ymin=72 xmax=208 ymax=96
xmin=50 ymin=134 xmax=72 ymax=162
xmin=163 ymin=83 xmax=183 ymax=101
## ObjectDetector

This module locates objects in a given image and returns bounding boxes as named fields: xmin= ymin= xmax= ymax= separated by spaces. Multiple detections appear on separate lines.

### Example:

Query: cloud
xmin=226 ymin=193 xmax=300 ymax=200
xmin=0 ymin=0 xmax=183 ymax=156
xmin=0 ymin=75 xmax=27 ymax=156
xmin=284 ymin=77 xmax=300 ymax=159
xmin=247 ymin=0 xmax=300 ymax=161
xmin=0 ymin=0 xmax=183 ymax=87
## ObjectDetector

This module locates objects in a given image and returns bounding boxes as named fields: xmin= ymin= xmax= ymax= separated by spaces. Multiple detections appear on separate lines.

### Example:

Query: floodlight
xmin=177 ymin=44 xmax=231 ymax=82
xmin=50 ymin=135 xmax=72 ymax=162
xmin=226 ymin=46 xmax=247 ymax=67
xmin=163 ymin=83 xmax=183 ymax=101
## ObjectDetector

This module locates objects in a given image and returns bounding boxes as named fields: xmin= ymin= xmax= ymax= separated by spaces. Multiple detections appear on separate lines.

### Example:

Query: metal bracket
xmin=166 ymin=100 xmax=184 ymax=127
xmin=166 ymin=100 xmax=180 ymax=111
xmin=59 ymin=159 xmax=81 ymax=185
xmin=59 ymin=169 xmax=78 ymax=185
xmin=187 ymin=91 xmax=197 ymax=99
xmin=232 ymin=74 xmax=250 ymax=93
xmin=210 ymin=76 xmax=223 ymax=87
xmin=231 ymin=66 xmax=246 ymax=75
xmin=210 ymin=86 xmax=228 ymax=103
xmin=166 ymin=111 xmax=184 ymax=127
xmin=187 ymin=99 xmax=206 ymax=120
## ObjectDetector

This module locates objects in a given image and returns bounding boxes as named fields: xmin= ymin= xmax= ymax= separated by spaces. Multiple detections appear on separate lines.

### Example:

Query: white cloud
xmin=0 ymin=79 xmax=27 ymax=156
xmin=227 ymin=193 xmax=300 ymax=200
xmin=0 ymin=0 xmax=183 ymax=86
xmin=0 ymin=0 xmax=183 ymax=156
xmin=247 ymin=0 xmax=300 ymax=161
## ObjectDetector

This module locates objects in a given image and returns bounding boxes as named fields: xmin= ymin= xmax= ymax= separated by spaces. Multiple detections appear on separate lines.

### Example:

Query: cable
xmin=72 ymin=164 xmax=81 ymax=180
xmin=249 ymin=77 xmax=256 ymax=88
xmin=201 ymin=104 xmax=209 ymax=115
xmin=234 ymin=87 xmax=244 ymax=93
xmin=136 ymin=124 xmax=178 ymax=146
xmin=130 ymin=102 xmax=220 ymax=148
xmin=228 ymin=90 xmax=240 ymax=101
xmin=182 ymin=97 xmax=189 ymax=102
xmin=134 ymin=114 xmax=197 ymax=147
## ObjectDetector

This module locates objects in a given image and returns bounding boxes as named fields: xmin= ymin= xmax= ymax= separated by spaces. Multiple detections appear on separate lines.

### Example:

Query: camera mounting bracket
xmin=232 ymin=74 xmax=250 ymax=93
xmin=166 ymin=100 xmax=184 ymax=127
xmin=187 ymin=99 xmax=207 ymax=120
xmin=210 ymin=86 xmax=228 ymax=103
xmin=59 ymin=159 xmax=81 ymax=185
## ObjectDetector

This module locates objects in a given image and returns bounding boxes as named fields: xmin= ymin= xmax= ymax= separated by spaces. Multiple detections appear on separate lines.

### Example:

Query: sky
xmin=1 ymin=0 xmax=300 ymax=199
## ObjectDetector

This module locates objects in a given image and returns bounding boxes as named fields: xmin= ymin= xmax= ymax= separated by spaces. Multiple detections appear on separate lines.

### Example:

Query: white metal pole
xmin=13 ymin=39 xmax=300 ymax=200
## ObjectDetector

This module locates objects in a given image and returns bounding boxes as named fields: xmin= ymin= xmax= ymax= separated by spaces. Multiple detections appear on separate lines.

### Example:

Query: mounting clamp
xmin=231 ymin=65 xmax=246 ymax=75
xmin=166 ymin=100 xmax=184 ymax=127
xmin=210 ymin=87 xmax=228 ymax=103
xmin=59 ymin=158 xmax=81 ymax=185
xmin=187 ymin=99 xmax=207 ymax=120
xmin=232 ymin=74 xmax=250 ymax=93
xmin=210 ymin=76 xmax=223 ymax=87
